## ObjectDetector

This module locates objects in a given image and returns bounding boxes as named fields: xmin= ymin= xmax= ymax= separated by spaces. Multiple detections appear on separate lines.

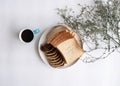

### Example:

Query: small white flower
xmin=118 ymin=22 xmax=120 ymax=28
xmin=108 ymin=1 xmax=112 ymax=5
xmin=118 ymin=30 xmax=120 ymax=36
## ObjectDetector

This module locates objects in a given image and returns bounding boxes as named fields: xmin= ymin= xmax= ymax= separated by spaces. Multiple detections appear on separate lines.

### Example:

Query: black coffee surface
xmin=21 ymin=29 xmax=34 ymax=42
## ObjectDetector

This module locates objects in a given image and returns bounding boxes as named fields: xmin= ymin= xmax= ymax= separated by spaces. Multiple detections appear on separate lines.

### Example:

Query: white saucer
xmin=38 ymin=25 xmax=83 ymax=68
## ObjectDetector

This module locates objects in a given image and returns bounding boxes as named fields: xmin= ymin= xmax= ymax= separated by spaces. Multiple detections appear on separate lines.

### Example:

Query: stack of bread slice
xmin=48 ymin=30 xmax=84 ymax=65
xmin=41 ymin=29 xmax=84 ymax=68
xmin=41 ymin=44 xmax=65 ymax=68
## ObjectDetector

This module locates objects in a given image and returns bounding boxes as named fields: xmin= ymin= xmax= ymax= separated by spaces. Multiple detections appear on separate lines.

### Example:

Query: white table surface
xmin=0 ymin=0 xmax=120 ymax=86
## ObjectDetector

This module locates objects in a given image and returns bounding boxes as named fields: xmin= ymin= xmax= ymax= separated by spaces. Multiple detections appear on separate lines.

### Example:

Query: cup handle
xmin=33 ymin=28 xmax=40 ymax=35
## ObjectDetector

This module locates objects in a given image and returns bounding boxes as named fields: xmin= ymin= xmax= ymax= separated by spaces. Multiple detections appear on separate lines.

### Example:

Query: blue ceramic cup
xmin=19 ymin=28 xmax=40 ymax=43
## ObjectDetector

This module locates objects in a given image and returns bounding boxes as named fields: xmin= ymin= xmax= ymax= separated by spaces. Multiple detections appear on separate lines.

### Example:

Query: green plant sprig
xmin=57 ymin=0 xmax=120 ymax=62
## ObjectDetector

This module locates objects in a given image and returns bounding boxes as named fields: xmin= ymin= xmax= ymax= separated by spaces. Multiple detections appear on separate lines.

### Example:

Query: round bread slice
xmin=41 ymin=44 xmax=53 ymax=52
xmin=49 ymin=62 xmax=64 ymax=68
xmin=49 ymin=56 xmax=64 ymax=65
xmin=48 ymin=55 xmax=62 ymax=63
xmin=49 ymin=58 xmax=65 ymax=68
xmin=41 ymin=44 xmax=58 ymax=56
xmin=47 ymin=54 xmax=61 ymax=61
xmin=44 ymin=47 xmax=55 ymax=53
xmin=46 ymin=52 xmax=60 ymax=60
xmin=45 ymin=49 xmax=58 ymax=56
